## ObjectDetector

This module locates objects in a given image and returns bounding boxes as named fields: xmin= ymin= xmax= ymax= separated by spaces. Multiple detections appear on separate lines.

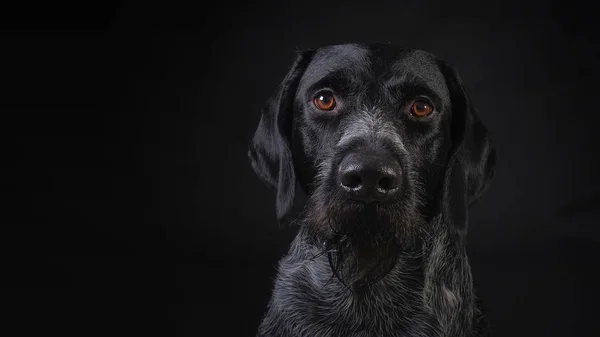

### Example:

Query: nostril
xmin=340 ymin=171 xmax=362 ymax=189
xmin=378 ymin=176 xmax=393 ymax=190
xmin=377 ymin=170 xmax=400 ymax=191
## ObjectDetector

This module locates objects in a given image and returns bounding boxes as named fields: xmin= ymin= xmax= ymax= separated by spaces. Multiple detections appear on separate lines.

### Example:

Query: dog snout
xmin=337 ymin=152 xmax=401 ymax=202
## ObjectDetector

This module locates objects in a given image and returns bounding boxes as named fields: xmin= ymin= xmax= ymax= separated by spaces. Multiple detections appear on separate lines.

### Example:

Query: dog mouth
xmin=301 ymin=200 xmax=422 ymax=290
xmin=304 ymin=190 xmax=415 ymax=235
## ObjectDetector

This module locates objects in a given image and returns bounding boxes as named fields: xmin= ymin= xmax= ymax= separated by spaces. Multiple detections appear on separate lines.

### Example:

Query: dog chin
xmin=301 ymin=197 xmax=421 ymax=290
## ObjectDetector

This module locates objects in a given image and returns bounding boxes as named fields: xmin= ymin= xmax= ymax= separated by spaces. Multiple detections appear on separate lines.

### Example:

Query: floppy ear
xmin=439 ymin=60 xmax=497 ymax=231
xmin=248 ymin=50 xmax=313 ymax=223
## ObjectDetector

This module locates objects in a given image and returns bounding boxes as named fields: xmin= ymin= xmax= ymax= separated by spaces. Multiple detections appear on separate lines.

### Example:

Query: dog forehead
xmin=299 ymin=44 xmax=372 ymax=86
xmin=299 ymin=44 xmax=448 ymax=99
xmin=389 ymin=50 xmax=449 ymax=98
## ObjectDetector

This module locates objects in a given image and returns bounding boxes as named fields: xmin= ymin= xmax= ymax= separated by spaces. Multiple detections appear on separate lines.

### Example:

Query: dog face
xmin=249 ymin=43 xmax=495 ymax=286
xmin=292 ymin=46 xmax=453 ymax=238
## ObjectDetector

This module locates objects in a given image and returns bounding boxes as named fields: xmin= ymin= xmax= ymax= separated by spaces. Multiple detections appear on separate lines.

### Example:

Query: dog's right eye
xmin=313 ymin=93 xmax=336 ymax=111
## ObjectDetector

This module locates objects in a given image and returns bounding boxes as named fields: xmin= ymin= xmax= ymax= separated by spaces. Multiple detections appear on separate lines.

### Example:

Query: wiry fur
xmin=258 ymin=216 xmax=485 ymax=337
xmin=248 ymin=43 xmax=495 ymax=337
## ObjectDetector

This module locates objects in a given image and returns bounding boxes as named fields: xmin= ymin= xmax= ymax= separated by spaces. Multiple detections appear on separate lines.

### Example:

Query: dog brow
xmin=385 ymin=75 xmax=445 ymax=104
xmin=304 ymin=70 xmax=358 ymax=96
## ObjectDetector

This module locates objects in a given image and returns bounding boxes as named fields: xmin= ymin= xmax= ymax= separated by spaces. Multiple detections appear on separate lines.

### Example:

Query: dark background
xmin=2 ymin=0 xmax=599 ymax=336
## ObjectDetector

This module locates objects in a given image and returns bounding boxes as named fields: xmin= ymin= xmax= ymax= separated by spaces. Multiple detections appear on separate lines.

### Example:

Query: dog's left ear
xmin=438 ymin=60 xmax=497 ymax=231
xmin=248 ymin=50 xmax=314 ymax=224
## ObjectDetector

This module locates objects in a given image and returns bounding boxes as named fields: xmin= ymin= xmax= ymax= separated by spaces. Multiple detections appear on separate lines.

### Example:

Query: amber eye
xmin=313 ymin=93 xmax=336 ymax=111
xmin=410 ymin=100 xmax=433 ymax=117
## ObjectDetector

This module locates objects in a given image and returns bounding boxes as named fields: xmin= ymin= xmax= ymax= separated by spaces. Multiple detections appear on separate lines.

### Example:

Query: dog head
xmin=248 ymin=43 xmax=495 ymax=286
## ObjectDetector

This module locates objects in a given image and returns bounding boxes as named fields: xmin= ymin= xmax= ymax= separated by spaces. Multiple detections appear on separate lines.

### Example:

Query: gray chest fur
xmin=257 ymin=233 xmax=471 ymax=337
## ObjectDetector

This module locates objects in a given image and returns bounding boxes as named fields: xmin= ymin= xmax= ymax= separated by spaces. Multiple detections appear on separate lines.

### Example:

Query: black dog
xmin=248 ymin=43 xmax=496 ymax=337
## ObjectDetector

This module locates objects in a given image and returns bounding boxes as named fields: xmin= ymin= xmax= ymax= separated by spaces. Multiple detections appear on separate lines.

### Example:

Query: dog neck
xmin=258 ymin=215 xmax=480 ymax=337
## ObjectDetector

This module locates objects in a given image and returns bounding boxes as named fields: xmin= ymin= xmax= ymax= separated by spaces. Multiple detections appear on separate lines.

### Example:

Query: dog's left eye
xmin=313 ymin=93 xmax=336 ymax=111
xmin=410 ymin=99 xmax=434 ymax=117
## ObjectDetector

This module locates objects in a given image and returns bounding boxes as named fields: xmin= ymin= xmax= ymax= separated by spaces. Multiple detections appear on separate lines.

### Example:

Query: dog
xmin=248 ymin=43 xmax=496 ymax=337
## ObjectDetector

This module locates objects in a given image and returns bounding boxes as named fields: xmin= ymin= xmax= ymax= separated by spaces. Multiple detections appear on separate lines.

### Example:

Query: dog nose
xmin=337 ymin=153 xmax=401 ymax=202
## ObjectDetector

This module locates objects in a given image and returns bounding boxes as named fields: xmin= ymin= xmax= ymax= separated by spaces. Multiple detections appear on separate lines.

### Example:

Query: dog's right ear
xmin=248 ymin=50 xmax=314 ymax=224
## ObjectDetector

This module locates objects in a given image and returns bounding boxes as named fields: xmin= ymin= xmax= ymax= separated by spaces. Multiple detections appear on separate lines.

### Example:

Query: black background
xmin=2 ymin=0 xmax=599 ymax=336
